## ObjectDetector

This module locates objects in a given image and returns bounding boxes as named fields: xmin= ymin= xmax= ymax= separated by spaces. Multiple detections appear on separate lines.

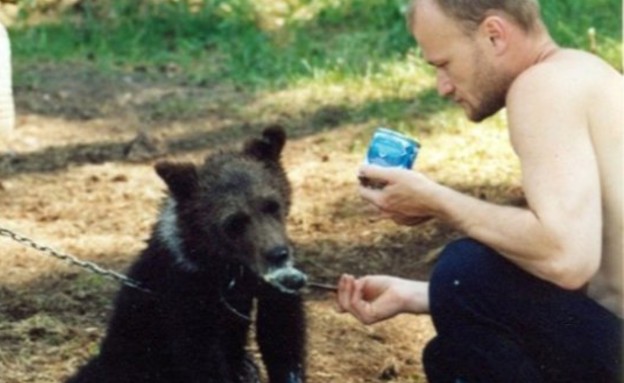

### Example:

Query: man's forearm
xmin=431 ymin=184 xmax=593 ymax=288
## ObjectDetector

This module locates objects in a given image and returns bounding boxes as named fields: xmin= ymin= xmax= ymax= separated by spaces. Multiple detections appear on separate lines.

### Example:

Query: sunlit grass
xmin=11 ymin=0 xmax=619 ymax=86
xmin=7 ymin=0 xmax=623 ymax=133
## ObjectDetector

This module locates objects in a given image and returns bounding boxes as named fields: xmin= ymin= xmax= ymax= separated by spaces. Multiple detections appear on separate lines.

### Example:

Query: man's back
xmin=568 ymin=50 xmax=624 ymax=317
xmin=539 ymin=49 xmax=622 ymax=316
xmin=505 ymin=47 xmax=622 ymax=316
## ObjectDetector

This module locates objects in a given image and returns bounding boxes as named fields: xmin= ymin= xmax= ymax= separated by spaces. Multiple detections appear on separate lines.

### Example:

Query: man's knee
xmin=429 ymin=238 xmax=506 ymax=328
xmin=436 ymin=237 xmax=499 ymax=271
xmin=431 ymin=238 xmax=501 ymax=293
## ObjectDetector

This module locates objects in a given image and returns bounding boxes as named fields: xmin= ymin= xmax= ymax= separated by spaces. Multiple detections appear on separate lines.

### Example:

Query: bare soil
xmin=0 ymin=63 xmax=496 ymax=383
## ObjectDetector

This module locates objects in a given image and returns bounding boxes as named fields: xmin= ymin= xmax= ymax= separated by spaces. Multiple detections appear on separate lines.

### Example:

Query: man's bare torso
xmin=552 ymin=50 xmax=624 ymax=317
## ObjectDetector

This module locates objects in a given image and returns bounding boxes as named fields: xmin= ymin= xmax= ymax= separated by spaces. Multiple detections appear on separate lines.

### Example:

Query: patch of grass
xmin=6 ymin=0 xmax=623 ymax=138
xmin=10 ymin=0 xmax=619 ymax=90
xmin=541 ymin=0 xmax=622 ymax=69
xmin=138 ymin=91 xmax=210 ymax=122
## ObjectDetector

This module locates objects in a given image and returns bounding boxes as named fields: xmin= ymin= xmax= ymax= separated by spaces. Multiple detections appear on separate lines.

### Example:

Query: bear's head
xmin=154 ymin=126 xmax=307 ymax=293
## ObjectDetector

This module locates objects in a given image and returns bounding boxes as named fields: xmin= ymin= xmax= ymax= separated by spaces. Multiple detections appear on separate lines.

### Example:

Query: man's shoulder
xmin=507 ymin=49 xmax=614 ymax=106
xmin=511 ymin=49 xmax=617 ymax=94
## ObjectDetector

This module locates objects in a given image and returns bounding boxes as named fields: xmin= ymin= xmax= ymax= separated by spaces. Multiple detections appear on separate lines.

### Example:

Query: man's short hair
xmin=407 ymin=0 xmax=542 ymax=34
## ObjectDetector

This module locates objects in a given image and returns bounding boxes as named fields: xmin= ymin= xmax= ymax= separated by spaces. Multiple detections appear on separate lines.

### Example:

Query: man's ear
xmin=243 ymin=125 xmax=286 ymax=163
xmin=155 ymin=161 xmax=199 ymax=201
xmin=480 ymin=14 xmax=509 ymax=55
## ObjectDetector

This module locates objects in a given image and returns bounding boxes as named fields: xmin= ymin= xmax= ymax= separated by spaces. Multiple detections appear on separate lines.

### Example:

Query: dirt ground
xmin=0 ymin=63 xmax=482 ymax=383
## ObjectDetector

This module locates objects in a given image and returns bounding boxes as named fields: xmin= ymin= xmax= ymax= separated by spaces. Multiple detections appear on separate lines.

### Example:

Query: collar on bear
xmin=220 ymin=263 xmax=253 ymax=323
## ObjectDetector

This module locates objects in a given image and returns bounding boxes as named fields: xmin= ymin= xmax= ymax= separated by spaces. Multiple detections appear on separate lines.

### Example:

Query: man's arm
xmin=360 ymin=64 xmax=602 ymax=289
xmin=495 ymin=66 xmax=599 ymax=283
xmin=441 ymin=65 xmax=601 ymax=288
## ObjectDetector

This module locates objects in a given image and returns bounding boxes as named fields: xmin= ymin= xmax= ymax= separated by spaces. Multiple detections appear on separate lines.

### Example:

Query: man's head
xmin=407 ymin=0 xmax=547 ymax=122
xmin=407 ymin=0 xmax=542 ymax=35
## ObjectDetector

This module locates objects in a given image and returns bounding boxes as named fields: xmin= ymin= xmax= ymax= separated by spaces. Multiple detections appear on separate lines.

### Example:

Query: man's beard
xmin=467 ymin=49 xmax=513 ymax=122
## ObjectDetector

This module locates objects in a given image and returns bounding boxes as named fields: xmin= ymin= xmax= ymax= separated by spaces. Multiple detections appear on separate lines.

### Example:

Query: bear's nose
xmin=265 ymin=246 xmax=289 ymax=266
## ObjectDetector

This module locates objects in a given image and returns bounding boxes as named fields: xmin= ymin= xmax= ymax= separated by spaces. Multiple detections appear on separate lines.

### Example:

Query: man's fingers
xmin=350 ymin=279 xmax=377 ymax=324
xmin=336 ymin=276 xmax=383 ymax=325
xmin=392 ymin=215 xmax=432 ymax=226
xmin=336 ymin=274 xmax=355 ymax=313
xmin=337 ymin=275 xmax=371 ymax=323
xmin=359 ymin=164 xmax=391 ymax=180
xmin=358 ymin=184 xmax=382 ymax=204
xmin=350 ymin=278 xmax=365 ymax=310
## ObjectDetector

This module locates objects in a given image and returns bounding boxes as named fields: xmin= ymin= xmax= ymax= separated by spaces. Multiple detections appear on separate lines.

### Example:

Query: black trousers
xmin=423 ymin=238 xmax=622 ymax=383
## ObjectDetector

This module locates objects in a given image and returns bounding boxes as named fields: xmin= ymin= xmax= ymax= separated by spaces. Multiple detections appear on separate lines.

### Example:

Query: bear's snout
xmin=263 ymin=267 xmax=308 ymax=294
xmin=264 ymin=245 xmax=290 ymax=267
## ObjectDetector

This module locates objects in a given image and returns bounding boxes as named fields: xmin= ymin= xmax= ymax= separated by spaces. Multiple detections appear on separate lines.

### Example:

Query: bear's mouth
xmin=262 ymin=267 xmax=308 ymax=294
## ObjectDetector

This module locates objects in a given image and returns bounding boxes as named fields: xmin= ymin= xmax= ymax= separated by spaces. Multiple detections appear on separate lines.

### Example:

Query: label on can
xmin=365 ymin=127 xmax=420 ymax=169
xmin=360 ymin=128 xmax=420 ymax=189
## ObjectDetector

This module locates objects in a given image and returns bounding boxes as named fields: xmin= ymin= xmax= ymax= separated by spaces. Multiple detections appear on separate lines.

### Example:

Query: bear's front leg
xmin=256 ymin=288 xmax=306 ymax=383
xmin=166 ymin=294 xmax=242 ymax=383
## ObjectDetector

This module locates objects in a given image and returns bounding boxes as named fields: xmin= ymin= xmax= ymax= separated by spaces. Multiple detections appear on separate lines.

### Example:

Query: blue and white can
xmin=365 ymin=127 xmax=420 ymax=169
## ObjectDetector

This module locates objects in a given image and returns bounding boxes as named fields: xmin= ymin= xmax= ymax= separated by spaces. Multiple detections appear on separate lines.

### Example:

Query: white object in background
xmin=0 ymin=21 xmax=14 ymax=133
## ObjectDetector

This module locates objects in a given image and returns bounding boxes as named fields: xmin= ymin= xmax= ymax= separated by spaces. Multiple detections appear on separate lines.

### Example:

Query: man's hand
xmin=358 ymin=164 xmax=437 ymax=225
xmin=336 ymin=274 xmax=429 ymax=325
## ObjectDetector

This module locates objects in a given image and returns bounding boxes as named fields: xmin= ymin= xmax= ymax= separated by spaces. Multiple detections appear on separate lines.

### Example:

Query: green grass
xmin=6 ymin=0 xmax=622 ymax=137
xmin=541 ymin=0 xmax=622 ymax=67
xmin=10 ymin=0 xmax=620 ymax=88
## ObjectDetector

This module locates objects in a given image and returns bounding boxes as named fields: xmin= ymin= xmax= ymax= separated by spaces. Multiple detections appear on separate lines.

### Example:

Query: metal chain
xmin=1 ymin=226 xmax=336 ymax=296
xmin=0 ymin=226 xmax=152 ymax=294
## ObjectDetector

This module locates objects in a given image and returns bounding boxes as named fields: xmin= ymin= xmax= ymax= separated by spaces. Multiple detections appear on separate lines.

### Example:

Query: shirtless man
xmin=336 ymin=0 xmax=623 ymax=381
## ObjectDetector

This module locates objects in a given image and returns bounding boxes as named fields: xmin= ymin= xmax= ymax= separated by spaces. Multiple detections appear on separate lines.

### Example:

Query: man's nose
xmin=436 ymin=71 xmax=454 ymax=97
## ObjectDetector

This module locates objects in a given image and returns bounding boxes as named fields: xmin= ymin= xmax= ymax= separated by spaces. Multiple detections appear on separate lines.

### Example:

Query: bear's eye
xmin=223 ymin=213 xmax=250 ymax=237
xmin=262 ymin=199 xmax=281 ymax=216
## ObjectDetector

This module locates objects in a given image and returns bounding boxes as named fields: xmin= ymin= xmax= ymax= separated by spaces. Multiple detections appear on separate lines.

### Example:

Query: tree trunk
xmin=0 ymin=21 xmax=14 ymax=133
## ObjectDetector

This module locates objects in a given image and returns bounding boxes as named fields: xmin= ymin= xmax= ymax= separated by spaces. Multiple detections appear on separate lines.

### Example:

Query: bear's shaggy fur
xmin=66 ymin=127 xmax=307 ymax=383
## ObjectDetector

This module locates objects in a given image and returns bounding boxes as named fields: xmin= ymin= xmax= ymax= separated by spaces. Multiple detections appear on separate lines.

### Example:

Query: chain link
xmin=0 ymin=226 xmax=152 ymax=294
xmin=1 ymin=226 xmax=337 ymax=296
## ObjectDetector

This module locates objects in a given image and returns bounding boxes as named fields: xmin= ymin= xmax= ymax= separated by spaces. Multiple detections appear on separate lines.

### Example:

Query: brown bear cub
xmin=66 ymin=127 xmax=307 ymax=383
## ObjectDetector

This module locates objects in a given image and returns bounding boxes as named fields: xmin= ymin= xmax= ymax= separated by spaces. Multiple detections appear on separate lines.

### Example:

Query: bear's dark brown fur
xmin=66 ymin=127 xmax=307 ymax=383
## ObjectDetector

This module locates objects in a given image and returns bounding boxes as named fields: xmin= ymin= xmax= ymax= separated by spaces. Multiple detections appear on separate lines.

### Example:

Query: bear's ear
xmin=155 ymin=161 xmax=199 ymax=201
xmin=243 ymin=125 xmax=286 ymax=163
